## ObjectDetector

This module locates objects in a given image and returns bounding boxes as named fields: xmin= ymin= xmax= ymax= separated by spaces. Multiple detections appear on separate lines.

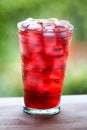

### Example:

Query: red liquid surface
xmin=19 ymin=29 xmax=72 ymax=109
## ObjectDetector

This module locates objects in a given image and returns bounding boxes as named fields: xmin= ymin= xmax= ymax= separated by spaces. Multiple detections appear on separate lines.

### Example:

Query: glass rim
xmin=18 ymin=25 xmax=74 ymax=34
xmin=33 ymin=25 xmax=74 ymax=34
xmin=17 ymin=19 xmax=74 ymax=34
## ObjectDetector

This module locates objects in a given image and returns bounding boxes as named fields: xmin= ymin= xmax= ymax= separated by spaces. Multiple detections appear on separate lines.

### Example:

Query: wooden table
xmin=0 ymin=95 xmax=87 ymax=130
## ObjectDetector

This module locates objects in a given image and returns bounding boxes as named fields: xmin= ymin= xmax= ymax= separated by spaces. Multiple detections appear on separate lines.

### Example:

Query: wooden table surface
xmin=0 ymin=95 xmax=87 ymax=130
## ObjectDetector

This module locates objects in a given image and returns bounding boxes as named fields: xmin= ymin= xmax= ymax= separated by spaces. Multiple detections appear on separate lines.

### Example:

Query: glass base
xmin=23 ymin=106 xmax=60 ymax=115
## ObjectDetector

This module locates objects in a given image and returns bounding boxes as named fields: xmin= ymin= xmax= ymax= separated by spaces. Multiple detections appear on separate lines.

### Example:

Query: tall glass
xmin=17 ymin=19 xmax=74 ymax=115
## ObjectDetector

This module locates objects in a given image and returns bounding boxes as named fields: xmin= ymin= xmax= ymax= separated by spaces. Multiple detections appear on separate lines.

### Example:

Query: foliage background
xmin=0 ymin=0 xmax=87 ymax=97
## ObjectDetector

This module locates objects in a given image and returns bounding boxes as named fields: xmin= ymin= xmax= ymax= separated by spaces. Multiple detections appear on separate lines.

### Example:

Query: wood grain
xmin=0 ymin=95 xmax=87 ymax=130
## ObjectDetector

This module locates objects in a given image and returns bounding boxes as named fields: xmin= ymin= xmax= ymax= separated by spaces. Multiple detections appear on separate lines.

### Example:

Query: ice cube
xmin=55 ymin=26 xmax=66 ymax=32
xmin=22 ymin=54 xmax=45 ymax=71
xmin=17 ymin=18 xmax=34 ymax=31
xmin=52 ymin=47 xmax=64 ymax=58
xmin=43 ymin=22 xmax=55 ymax=32
xmin=37 ymin=83 xmax=53 ymax=95
xmin=25 ymin=18 xmax=34 ymax=22
xmin=43 ymin=29 xmax=55 ymax=37
xmin=60 ymin=31 xmax=68 ymax=39
xmin=43 ymin=32 xmax=55 ymax=37
xmin=43 ymin=38 xmax=57 ymax=55
xmin=59 ymin=20 xmax=70 ymax=29
xmin=48 ymin=18 xmax=59 ymax=25
xmin=50 ymin=70 xmax=65 ymax=83
xmin=28 ymin=22 xmax=42 ymax=31
xmin=43 ymin=21 xmax=56 ymax=37
xmin=24 ymin=71 xmax=42 ymax=92
xmin=31 ymin=54 xmax=46 ymax=71
xmin=17 ymin=22 xmax=25 ymax=31
xmin=22 ymin=18 xmax=33 ymax=28
xmin=29 ymin=36 xmax=42 ymax=53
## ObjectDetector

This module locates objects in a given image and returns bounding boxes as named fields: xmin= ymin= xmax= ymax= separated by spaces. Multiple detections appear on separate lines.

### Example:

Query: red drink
xmin=18 ymin=18 xmax=74 ymax=115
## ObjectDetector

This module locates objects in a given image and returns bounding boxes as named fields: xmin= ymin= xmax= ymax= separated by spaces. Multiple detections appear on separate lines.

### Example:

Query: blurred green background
xmin=0 ymin=0 xmax=87 ymax=97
